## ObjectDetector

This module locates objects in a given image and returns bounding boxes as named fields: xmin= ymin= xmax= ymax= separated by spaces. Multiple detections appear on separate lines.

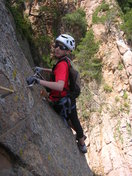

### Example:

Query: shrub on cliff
xmin=62 ymin=8 xmax=87 ymax=44
xmin=7 ymin=2 xmax=32 ymax=40
xmin=121 ymin=10 xmax=132 ymax=45
xmin=74 ymin=29 xmax=102 ymax=81
xmin=92 ymin=1 xmax=109 ymax=24
xmin=116 ymin=0 xmax=132 ymax=45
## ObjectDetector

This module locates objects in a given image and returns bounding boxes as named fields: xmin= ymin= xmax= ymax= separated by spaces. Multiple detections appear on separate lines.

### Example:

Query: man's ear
xmin=66 ymin=50 xmax=71 ymax=54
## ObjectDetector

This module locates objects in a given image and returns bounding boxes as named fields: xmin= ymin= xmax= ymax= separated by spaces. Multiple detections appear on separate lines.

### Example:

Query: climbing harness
xmin=26 ymin=68 xmax=76 ymax=127
xmin=55 ymin=96 xmax=76 ymax=127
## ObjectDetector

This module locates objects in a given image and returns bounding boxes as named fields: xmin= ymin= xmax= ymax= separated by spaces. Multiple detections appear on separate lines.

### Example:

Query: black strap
xmin=52 ymin=56 xmax=71 ymax=72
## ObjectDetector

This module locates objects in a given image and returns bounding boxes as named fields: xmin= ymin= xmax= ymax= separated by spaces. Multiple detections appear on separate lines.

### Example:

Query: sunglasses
xmin=55 ymin=43 xmax=68 ymax=50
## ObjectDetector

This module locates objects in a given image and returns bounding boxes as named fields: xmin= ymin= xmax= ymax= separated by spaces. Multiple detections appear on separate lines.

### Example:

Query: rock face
xmin=79 ymin=0 xmax=132 ymax=175
xmin=0 ymin=1 xmax=92 ymax=176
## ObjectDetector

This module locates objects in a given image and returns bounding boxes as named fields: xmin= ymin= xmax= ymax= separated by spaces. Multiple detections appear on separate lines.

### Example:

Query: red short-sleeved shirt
xmin=49 ymin=60 xmax=70 ymax=102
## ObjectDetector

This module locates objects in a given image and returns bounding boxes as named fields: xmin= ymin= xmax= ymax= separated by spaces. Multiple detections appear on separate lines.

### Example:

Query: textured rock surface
xmin=80 ymin=0 xmax=132 ymax=175
xmin=1 ymin=0 xmax=132 ymax=175
xmin=0 ymin=1 xmax=92 ymax=176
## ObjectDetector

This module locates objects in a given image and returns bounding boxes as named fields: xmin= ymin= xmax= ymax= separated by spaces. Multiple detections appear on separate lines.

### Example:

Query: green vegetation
xmin=62 ymin=8 xmax=87 ymax=44
xmin=8 ymin=5 xmax=32 ymax=40
xmin=123 ymin=91 xmax=128 ymax=99
xmin=74 ymin=29 xmax=102 ymax=81
xmin=116 ymin=0 xmax=132 ymax=45
xmin=77 ymin=87 xmax=93 ymax=121
xmin=110 ymin=106 xmax=120 ymax=117
xmin=126 ymin=122 xmax=131 ymax=135
xmin=92 ymin=0 xmax=122 ymax=25
xmin=40 ymin=4 xmax=61 ymax=20
xmin=19 ymin=148 xmax=23 ymax=157
xmin=124 ymin=102 xmax=129 ymax=108
xmin=114 ymin=120 xmax=123 ymax=144
xmin=116 ymin=0 xmax=132 ymax=13
xmin=120 ymin=103 xmax=130 ymax=114
xmin=62 ymin=8 xmax=87 ymax=34
xmin=40 ymin=3 xmax=61 ymax=37
xmin=6 ymin=1 xmax=89 ymax=68
xmin=35 ymin=35 xmax=51 ymax=47
xmin=121 ymin=10 xmax=132 ymax=44
xmin=118 ymin=62 xmax=124 ymax=70
xmin=35 ymin=35 xmax=51 ymax=56
xmin=6 ymin=1 xmax=53 ymax=66
xmin=92 ymin=1 xmax=110 ymax=24
xmin=115 ymin=96 xmax=120 ymax=102
xmin=103 ymin=84 xmax=112 ymax=93
xmin=42 ymin=55 xmax=55 ymax=68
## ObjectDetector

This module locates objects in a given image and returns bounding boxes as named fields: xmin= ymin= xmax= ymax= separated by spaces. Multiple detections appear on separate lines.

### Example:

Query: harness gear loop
xmin=58 ymin=96 xmax=76 ymax=127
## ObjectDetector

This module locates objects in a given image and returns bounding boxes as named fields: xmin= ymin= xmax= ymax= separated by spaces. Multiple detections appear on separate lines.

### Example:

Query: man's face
xmin=54 ymin=42 xmax=70 ymax=58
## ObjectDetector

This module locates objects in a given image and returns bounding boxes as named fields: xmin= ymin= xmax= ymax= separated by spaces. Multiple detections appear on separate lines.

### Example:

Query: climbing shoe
xmin=76 ymin=134 xmax=87 ymax=141
xmin=78 ymin=143 xmax=87 ymax=154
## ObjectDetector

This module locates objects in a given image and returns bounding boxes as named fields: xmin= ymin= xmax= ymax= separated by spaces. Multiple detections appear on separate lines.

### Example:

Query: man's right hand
xmin=26 ymin=76 xmax=40 ymax=85
xmin=34 ymin=67 xmax=43 ymax=73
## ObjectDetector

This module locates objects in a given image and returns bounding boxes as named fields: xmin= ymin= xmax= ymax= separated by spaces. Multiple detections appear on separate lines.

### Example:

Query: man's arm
xmin=34 ymin=67 xmax=52 ymax=73
xmin=40 ymin=80 xmax=64 ymax=91
xmin=42 ymin=68 xmax=52 ymax=73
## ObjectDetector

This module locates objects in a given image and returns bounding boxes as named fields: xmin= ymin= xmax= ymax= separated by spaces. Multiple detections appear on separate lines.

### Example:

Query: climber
xmin=27 ymin=34 xmax=87 ymax=153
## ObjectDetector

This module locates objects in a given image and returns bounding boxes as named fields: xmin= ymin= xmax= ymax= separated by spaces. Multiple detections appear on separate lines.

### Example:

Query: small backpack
xmin=54 ymin=57 xmax=81 ymax=99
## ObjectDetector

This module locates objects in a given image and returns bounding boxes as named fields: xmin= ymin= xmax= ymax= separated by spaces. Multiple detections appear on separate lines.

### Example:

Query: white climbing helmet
xmin=56 ymin=34 xmax=75 ymax=51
